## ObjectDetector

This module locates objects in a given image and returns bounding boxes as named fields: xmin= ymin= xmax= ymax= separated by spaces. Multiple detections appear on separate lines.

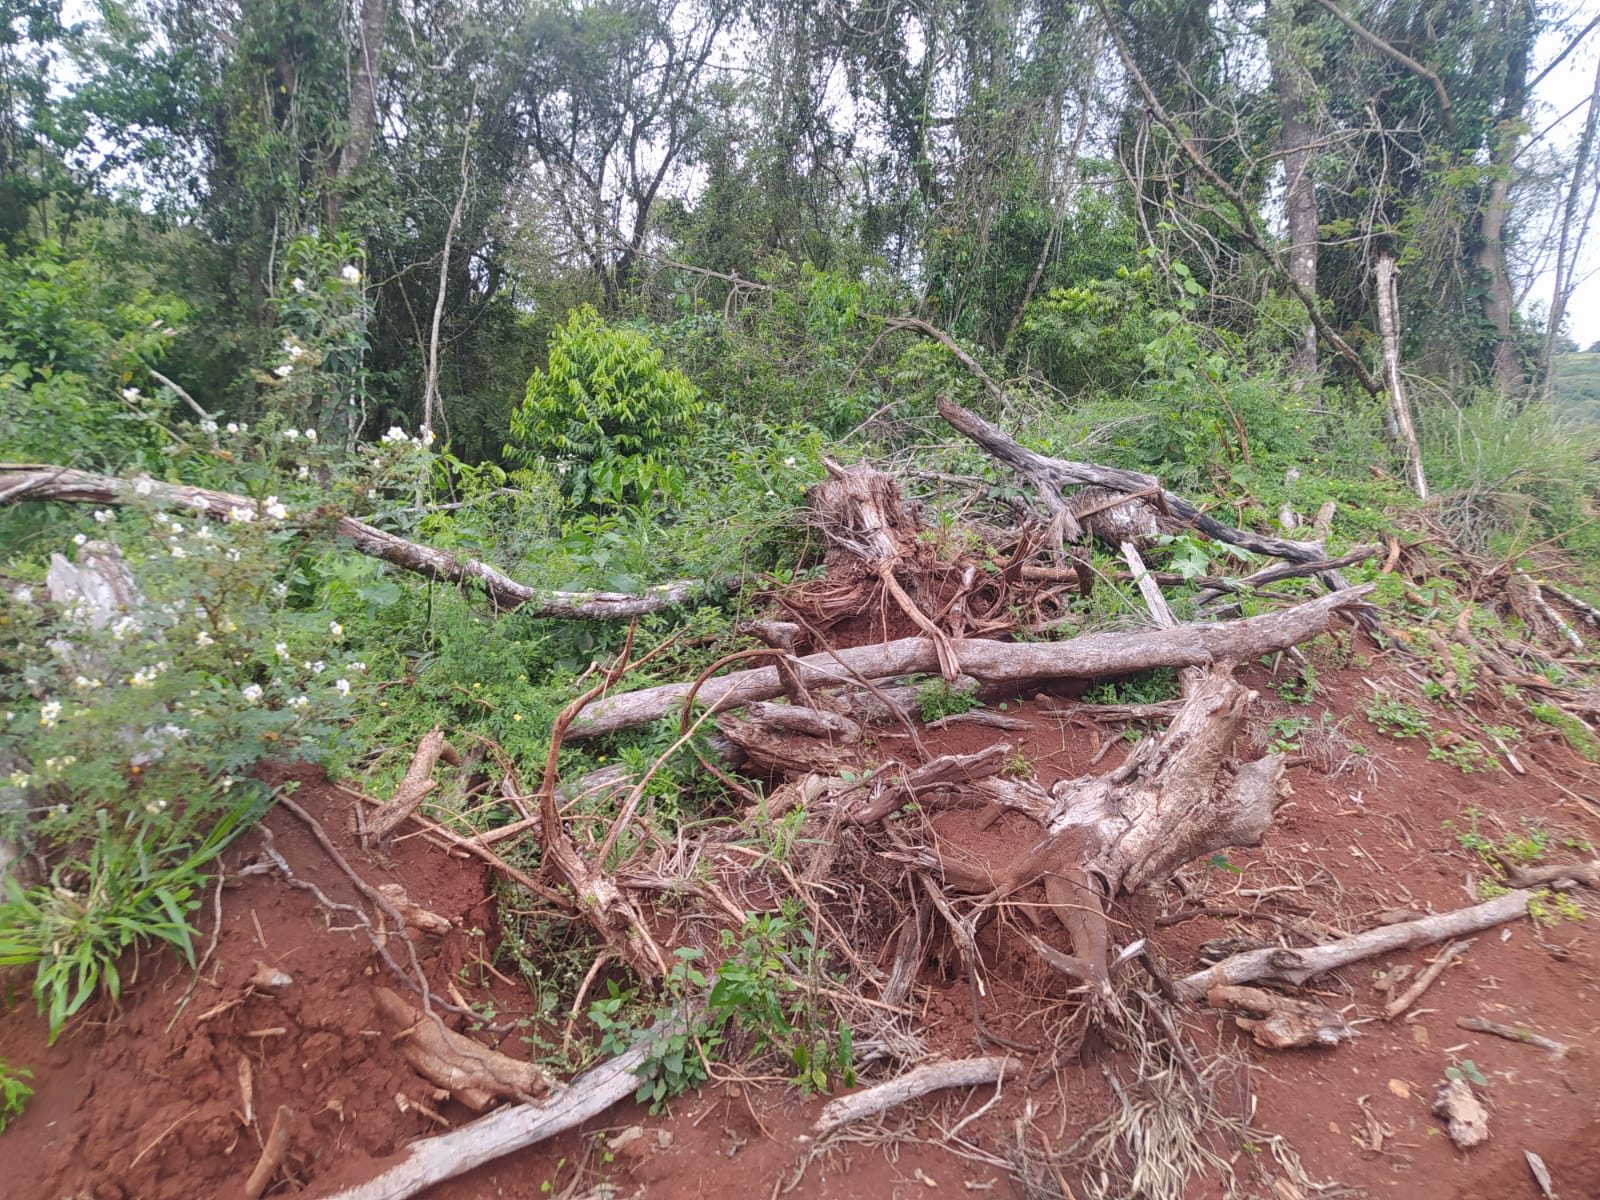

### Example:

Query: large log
xmin=0 ymin=464 xmax=712 ymax=618
xmin=569 ymin=586 xmax=1372 ymax=739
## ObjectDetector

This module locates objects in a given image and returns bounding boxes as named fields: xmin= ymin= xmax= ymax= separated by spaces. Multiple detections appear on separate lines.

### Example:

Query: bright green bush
xmin=508 ymin=306 xmax=704 ymax=504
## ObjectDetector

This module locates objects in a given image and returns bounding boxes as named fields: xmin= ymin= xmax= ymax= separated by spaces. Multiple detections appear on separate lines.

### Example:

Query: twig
xmin=1455 ymin=1015 xmax=1570 ymax=1059
xmin=1383 ymin=939 xmax=1471 ymax=1020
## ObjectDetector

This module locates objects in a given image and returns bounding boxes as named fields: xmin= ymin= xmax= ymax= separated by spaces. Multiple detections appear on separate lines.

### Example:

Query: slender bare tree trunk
xmin=1476 ymin=0 xmax=1534 ymax=396
xmin=424 ymin=95 xmax=477 ymax=440
xmin=1376 ymin=255 xmax=1427 ymax=499
xmin=1268 ymin=1 xmax=1318 ymax=376
xmin=1540 ymin=52 xmax=1600 ymax=385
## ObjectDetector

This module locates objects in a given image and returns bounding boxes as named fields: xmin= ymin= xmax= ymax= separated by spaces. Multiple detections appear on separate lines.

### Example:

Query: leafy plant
xmin=1085 ymin=667 xmax=1180 ymax=706
xmin=0 ymin=1059 xmax=32 ymax=1132
xmin=1531 ymin=703 xmax=1600 ymax=762
xmin=0 ymin=798 xmax=256 ymax=1042
xmin=914 ymin=676 xmax=982 ymax=722
xmin=1444 ymin=1060 xmax=1487 ymax=1086
xmin=1364 ymin=696 xmax=1432 ymax=739
xmin=508 ymin=305 xmax=705 ymax=504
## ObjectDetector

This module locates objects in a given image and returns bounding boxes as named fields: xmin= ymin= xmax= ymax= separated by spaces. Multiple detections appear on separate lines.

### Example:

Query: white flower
xmin=381 ymin=426 xmax=407 ymax=444
xmin=220 ymin=776 xmax=236 ymax=791
xmin=226 ymin=548 xmax=241 ymax=562
xmin=270 ymin=582 xmax=288 ymax=598
xmin=329 ymin=621 xmax=344 ymax=639
xmin=366 ymin=488 xmax=377 ymax=498
xmin=345 ymin=661 xmax=367 ymax=673
xmin=286 ymin=344 xmax=306 ymax=361
xmin=274 ymin=363 xmax=293 ymax=378
xmin=194 ymin=525 xmax=213 ymax=540
xmin=288 ymin=695 xmax=310 ymax=710
xmin=297 ymin=465 xmax=310 ymax=479
xmin=200 ymin=419 xmax=218 ymax=434
xmin=264 ymin=497 xmax=288 ymax=520
xmin=333 ymin=678 xmax=351 ymax=696
xmin=7 ymin=771 xmax=31 ymax=788
xmin=145 ymin=799 xmax=168 ymax=815
xmin=241 ymin=683 xmax=263 ymax=703
xmin=168 ymin=521 xmax=183 ymax=533
xmin=308 ymin=660 xmax=325 ymax=674
xmin=226 ymin=422 xmax=239 ymax=434
xmin=226 ymin=505 xmax=254 ymax=524
xmin=133 ymin=477 xmax=154 ymax=496
xmin=421 ymin=426 xmax=436 ymax=446
xmin=784 ymin=456 xmax=796 ymax=467
xmin=72 ymin=533 xmax=87 ymax=546
xmin=275 ymin=642 xmax=290 ymax=659
xmin=169 ymin=545 xmax=186 ymax=559
xmin=122 ymin=387 xmax=141 ymax=401
xmin=93 ymin=509 xmax=113 ymax=524
xmin=281 ymin=429 xmax=299 ymax=443
xmin=291 ymin=277 xmax=306 ymax=292
xmin=303 ymin=428 xmax=316 ymax=442
xmin=111 ymin=616 xmax=140 ymax=640
xmin=341 ymin=264 xmax=362 ymax=283
xmin=195 ymin=630 xmax=214 ymax=647
xmin=13 ymin=586 xmax=33 ymax=605
xmin=39 ymin=700 xmax=61 ymax=727
xmin=73 ymin=675 xmax=101 ymax=689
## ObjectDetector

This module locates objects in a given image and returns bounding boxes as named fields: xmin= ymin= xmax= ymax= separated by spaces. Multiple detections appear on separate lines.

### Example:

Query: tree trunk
xmin=1268 ymin=0 xmax=1318 ymax=375
xmin=1374 ymin=255 xmax=1428 ymax=499
xmin=1475 ymin=0 xmax=1534 ymax=396
xmin=1539 ymin=51 xmax=1600 ymax=385
xmin=329 ymin=0 xmax=387 ymax=226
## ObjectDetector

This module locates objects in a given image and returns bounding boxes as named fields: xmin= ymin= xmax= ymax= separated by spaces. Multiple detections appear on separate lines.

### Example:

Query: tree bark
xmin=0 ymin=465 xmax=714 ymax=619
xmin=329 ymin=0 xmax=387 ymax=225
xmin=1268 ymin=0 xmax=1319 ymax=375
xmin=1374 ymin=256 xmax=1428 ymax=499
xmin=569 ymin=585 xmax=1371 ymax=739
xmin=1475 ymin=0 xmax=1534 ymax=396
xmin=1540 ymin=51 xmax=1600 ymax=384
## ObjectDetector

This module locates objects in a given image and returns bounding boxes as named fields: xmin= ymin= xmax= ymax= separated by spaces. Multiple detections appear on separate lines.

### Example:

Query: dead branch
xmin=570 ymin=586 xmax=1372 ymax=739
xmin=366 ymin=728 xmax=460 ymax=842
xmin=373 ymin=987 xmax=551 ymax=1109
xmin=1383 ymin=939 xmax=1471 ymax=1020
xmin=811 ymin=1056 xmax=1022 ymax=1136
xmin=535 ymin=643 xmax=668 ymax=980
xmin=0 ymin=464 xmax=716 ymax=618
xmin=244 ymin=1105 xmax=294 ymax=1199
xmin=1455 ymin=1015 xmax=1570 ymax=1059
xmin=1178 ymin=889 xmax=1538 ymax=1000
xmin=313 ymin=1028 xmax=656 ymax=1200
xmin=936 ymin=399 xmax=1372 ymax=624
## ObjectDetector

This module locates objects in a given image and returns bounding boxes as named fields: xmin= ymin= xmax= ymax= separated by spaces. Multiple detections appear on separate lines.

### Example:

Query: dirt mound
xmin=3 ymin=658 xmax=1599 ymax=1200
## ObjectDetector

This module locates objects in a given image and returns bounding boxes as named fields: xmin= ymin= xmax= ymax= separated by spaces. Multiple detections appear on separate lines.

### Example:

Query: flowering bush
xmin=0 ymin=494 xmax=368 ymax=1038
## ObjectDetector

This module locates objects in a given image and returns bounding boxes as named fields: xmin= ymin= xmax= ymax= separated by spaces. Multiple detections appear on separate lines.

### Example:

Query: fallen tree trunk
xmin=0 ymin=464 xmax=715 ymax=618
xmin=570 ymin=586 xmax=1372 ymax=738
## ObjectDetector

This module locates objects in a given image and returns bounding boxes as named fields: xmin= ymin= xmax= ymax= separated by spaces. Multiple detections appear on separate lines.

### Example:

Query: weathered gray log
xmin=314 ymin=1035 xmax=651 ymax=1200
xmin=1177 ymin=889 xmax=1539 ymax=1001
xmin=812 ymin=1056 xmax=1021 ymax=1135
xmin=0 ymin=465 xmax=712 ymax=618
xmin=569 ymin=586 xmax=1372 ymax=739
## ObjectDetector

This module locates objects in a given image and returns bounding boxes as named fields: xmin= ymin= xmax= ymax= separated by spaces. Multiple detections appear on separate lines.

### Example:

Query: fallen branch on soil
xmin=373 ymin=987 xmax=551 ymax=1108
xmin=0 ymin=464 xmax=717 ymax=618
xmin=570 ymin=586 xmax=1372 ymax=738
xmin=811 ymin=1056 xmax=1022 ymax=1136
xmin=313 ymin=1029 xmax=655 ymax=1200
xmin=366 ymin=728 xmax=460 ymax=842
xmin=1177 ymin=888 xmax=1552 ymax=1000
xmin=244 ymin=1104 xmax=294 ymax=1199
xmin=1455 ymin=1015 xmax=1570 ymax=1059
xmin=1383 ymin=939 xmax=1471 ymax=1020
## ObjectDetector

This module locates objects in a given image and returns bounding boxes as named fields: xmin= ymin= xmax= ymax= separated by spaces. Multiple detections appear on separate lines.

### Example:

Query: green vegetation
xmin=1 ymin=0 xmax=1598 ymax=1130
xmin=0 ymin=1060 xmax=30 ymax=1132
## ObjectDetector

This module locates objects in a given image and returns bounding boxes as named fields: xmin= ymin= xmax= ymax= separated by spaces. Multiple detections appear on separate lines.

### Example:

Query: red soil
xmin=2 ymin=652 xmax=1598 ymax=1199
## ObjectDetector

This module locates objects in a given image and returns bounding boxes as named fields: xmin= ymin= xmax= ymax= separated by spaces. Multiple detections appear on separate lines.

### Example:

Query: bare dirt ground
xmin=2 ymin=651 xmax=1599 ymax=1200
